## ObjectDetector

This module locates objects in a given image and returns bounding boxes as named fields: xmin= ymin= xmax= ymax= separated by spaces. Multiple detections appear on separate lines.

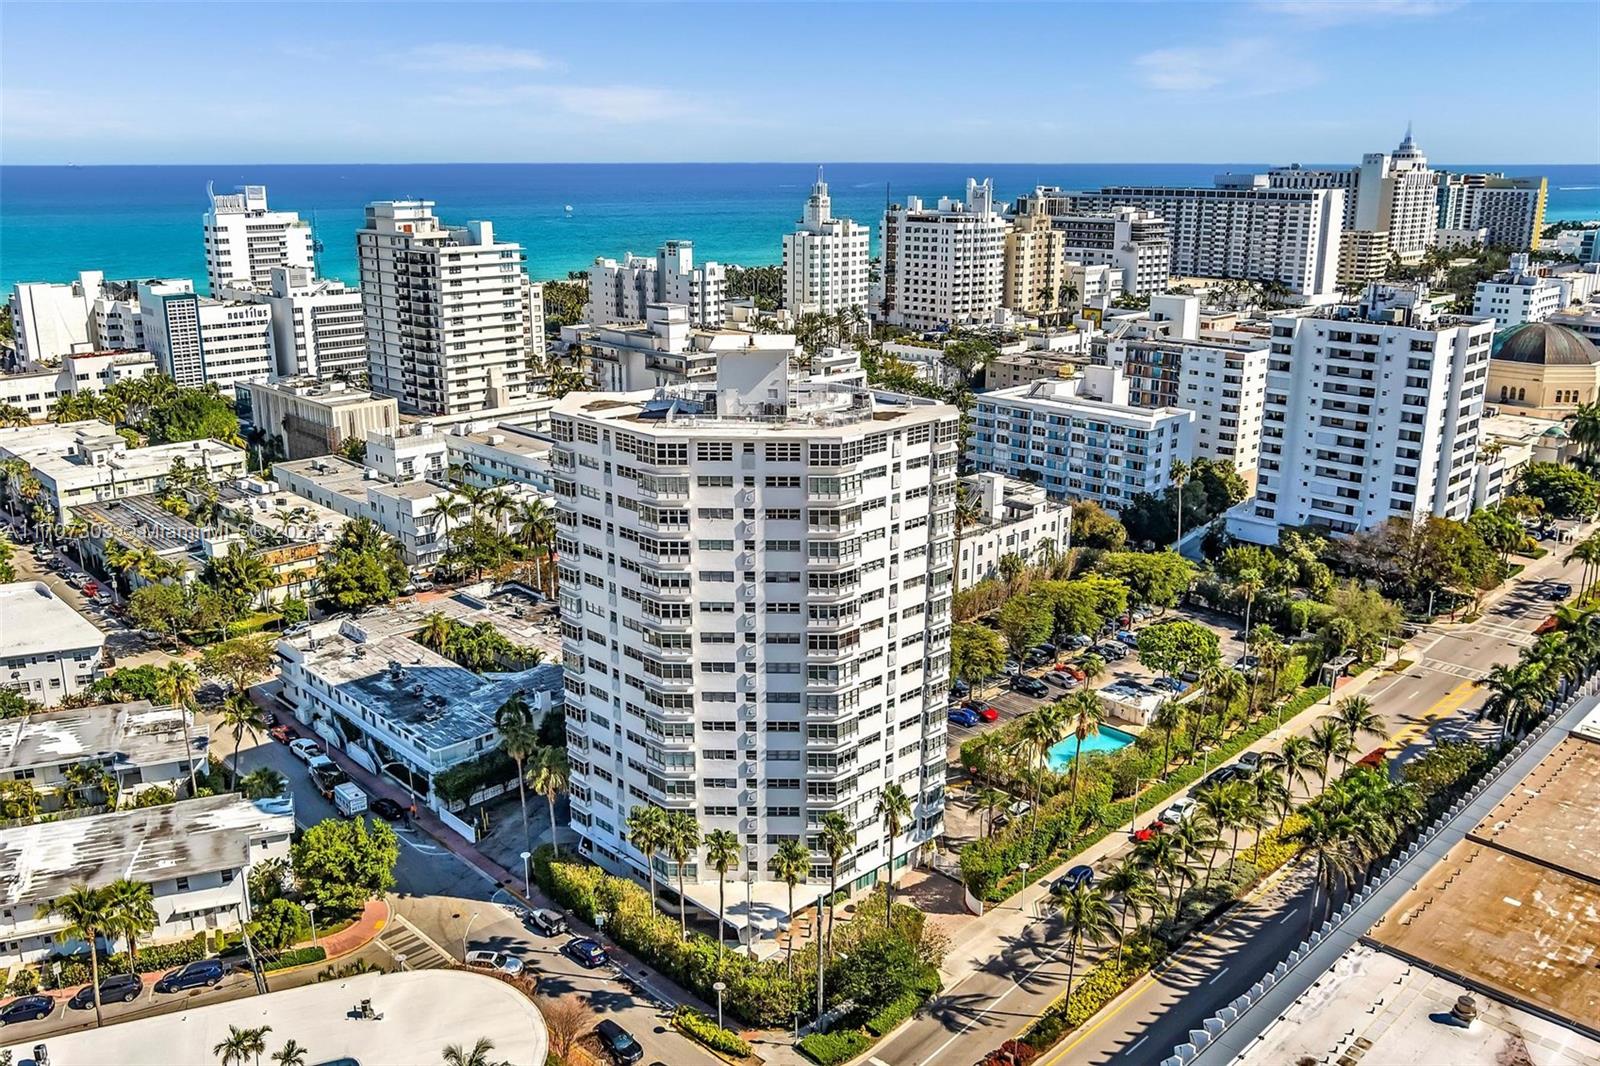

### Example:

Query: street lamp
xmin=394 ymin=953 xmax=408 ymax=973
xmin=462 ymin=910 xmax=479 ymax=956
xmin=521 ymin=850 xmax=533 ymax=899
xmin=744 ymin=846 xmax=756 ymax=960
xmin=713 ymin=980 xmax=727 ymax=1030
xmin=304 ymin=902 xmax=318 ymax=948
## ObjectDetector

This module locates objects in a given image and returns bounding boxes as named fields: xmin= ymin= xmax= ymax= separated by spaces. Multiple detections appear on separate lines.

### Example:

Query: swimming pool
xmin=1046 ymin=725 xmax=1137 ymax=772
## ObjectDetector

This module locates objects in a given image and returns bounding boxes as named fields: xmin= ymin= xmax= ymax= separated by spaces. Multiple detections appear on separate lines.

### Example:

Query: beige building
xmin=245 ymin=378 xmax=400 ymax=460
xmin=1487 ymin=321 xmax=1600 ymax=418
xmin=1003 ymin=208 xmax=1069 ymax=316
xmin=1337 ymin=228 xmax=1390 ymax=286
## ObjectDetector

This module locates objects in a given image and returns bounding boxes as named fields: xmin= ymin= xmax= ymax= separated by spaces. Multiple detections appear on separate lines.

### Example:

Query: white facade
xmin=9 ymin=272 xmax=103 ymax=364
xmin=0 ymin=582 xmax=104 ymax=708
xmin=0 ymin=795 xmax=293 ymax=966
xmin=0 ymin=700 xmax=207 ymax=806
xmin=1175 ymin=338 xmax=1270 ymax=478
xmin=551 ymin=356 xmax=958 ymax=915
xmin=956 ymin=472 xmax=1071 ymax=588
xmin=877 ymin=179 xmax=1009 ymax=330
xmin=0 ymin=421 xmax=246 ymax=516
xmin=202 ymin=184 xmax=315 ymax=293
xmin=1232 ymin=283 xmax=1493 ymax=544
xmin=1437 ymin=173 xmax=1548 ymax=251
xmin=223 ymin=266 xmax=366 ymax=379
xmin=359 ymin=201 xmax=532 ymax=416
xmin=783 ymin=171 xmax=871 ymax=316
xmin=1473 ymin=256 xmax=1600 ymax=327
xmin=0 ymin=349 xmax=158 ymax=422
xmin=270 ymin=454 xmax=452 ymax=569
xmin=587 ymin=241 xmax=727 ymax=328
xmin=576 ymin=303 xmax=804 ymax=392
xmin=137 ymin=280 xmax=276 ymax=389
xmin=1354 ymin=129 xmax=1438 ymax=261
xmin=967 ymin=365 xmax=1194 ymax=513
xmin=1012 ymin=194 xmax=1173 ymax=297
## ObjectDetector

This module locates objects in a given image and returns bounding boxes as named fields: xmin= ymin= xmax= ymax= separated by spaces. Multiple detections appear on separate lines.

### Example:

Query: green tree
xmin=703 ymin=827 xmax=742 ymax=964
xmin=816 ymin=810 xmax=857 ymax=1019
xmin=498 ymin=710 xmax=541 ymax=880
xmin=157 ymin=661 xmax=202 ymax=796
xmin=769 ymin=839 xmax=811 ymax=977
xmin=291 ymin=817 xmax=400 ymax=916
xmin=1519 ymin=461 xmax=1600 ymax=519
xmin=1053 ymin=883 xmax=1118 ymax=1007
xmin=996 ymin=596 xmax=1051 ymax=661
xmin=240 ymin=766 xmax=288 ymax=800
xmin=1135 ymin=620 xmax=1219 ymax=678
xmin=218 ymin=692 xmax=268 ymax=790
xmin=201 ymin=544 xmax=273 ymax=615
xmin=1072 ymin=501 xmax=1128 ymax=551
xmin=214 ymin=1025 xmax=273 ymax=1066
xmin=143 ymin=385 xmax=242 ymax=446
xmin=250 ymin=897 xmax=311 ymax=952
xmin=49 ymin=885 xmax=116 ymax=1027
xmin=625 ymin=804 xmax=669 ymax=911
xmin=1061 ymin=690 xmax=1105 ymax=826
xmin=875 ymin=782 xmax=914 ymax=924
xmin=317 ymin=518 xmax=408 ymax=611
xmin=271 ymin=1040 xmax=310 ymax=1066
xmin=129 ymin=582 xmax=192 ymax=644
xmin=666 ymin=808 xmax=700 ymax=937
xmin=531 ymin=746 xmax=569 ymax=858
xmin=950 ymin=622 xmax=1006 ymax=690
xmin=1095 ymin=551 xmax=1197 ymax=610
xmin=441 ymin=1038 xmax=497 ymax=1066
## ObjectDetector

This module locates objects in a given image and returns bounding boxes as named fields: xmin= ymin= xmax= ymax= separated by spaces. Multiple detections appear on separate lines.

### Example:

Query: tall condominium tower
xmin=587 ymin=241 xmax=728 ymax=328
xmin=877 ymin=178 xmax=1009 ymax=330
xmin=1230 ymin=283 xmax=1493 ymax=544
xmin=1437 ymin=173 xmax=1549 ymax=251
xmin=203 ymin=184 xmax=315 ymax=293
xmin=359 ymin=201 xmax=531 ymax=416
xmin=137 ymin=279 xmax=276 ymax=390
xmin=552 ymin=354 xmax=958 ymax=938
xmin=782 ymin=169 xmax=871 ymax=316
xmin=219 ymin=266 xmax=367 ymax=380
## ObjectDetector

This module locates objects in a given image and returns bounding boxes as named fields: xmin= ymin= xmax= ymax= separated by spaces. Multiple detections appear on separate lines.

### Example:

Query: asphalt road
xmin=873 ymin=547 xmax=1584 ymax=1066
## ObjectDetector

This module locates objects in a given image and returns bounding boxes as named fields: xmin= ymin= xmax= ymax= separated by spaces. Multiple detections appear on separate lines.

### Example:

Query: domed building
xmin=1487 ymin=321 xmax=1600 ymax=418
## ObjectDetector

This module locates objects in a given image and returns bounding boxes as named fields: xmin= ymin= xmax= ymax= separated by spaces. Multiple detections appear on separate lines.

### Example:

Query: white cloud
xmin=1253 ymin=0 xmax=1464 ymax=26
xmin=1134 ymin=38 xmax=1321 ymax=96
xmin=406 ymin=43 xmax=553 ymax=72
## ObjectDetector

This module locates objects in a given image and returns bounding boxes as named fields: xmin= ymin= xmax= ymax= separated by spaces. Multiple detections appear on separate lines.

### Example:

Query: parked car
xmin=1024 ymin=648 xmax=1053 ymax=667
xmin=69 ymin=972 xmax=143 ymax=1009
xmin=1115 ymin=630 xmax=1139 ymax=646
xmin=1131 ymin=822 xmax=1164 ymax=843
xmin=1200 ymin=766 xmax=1246 ymax=791
xmin=370 ymin=797 xmax=406 ymax=821
xmin=975 ymin=705 xmax=1000 ymax=723
xmin=1545 ymin=581 xmax=1573 ymax=600
xmin=1006 ymin=799 xmax=1032 ymax=818
xmin=269 ymin=724 xmax=295 ymax=745
xmin=1044 ymin=671 xmax=1076 ymax=689
xmin=1011 ymin=675 xmax=1049 ymax=698
xmin=0 ymin=995 xmax=55 ymax=1025
xmin=1095 ymin=643 xmax=1127 ymax=661
xmin=528 ymin=908 xmax=568 ymax=937
xmin=1051 ymin=865 xmax=1095 ymax=894
xmin=1178 ymin=668 xmax=1201 ymax=684
xmin=288 ymin=738 xmax=324 ymax=763
xmin=1153 ymin=677 xmax=1187 ymax=694
xmin=1158 ymin=798 xmax=1198 ymax=826
xmin=1236 ymin=751 xmax=1264 ymax=773
xmin=1233 ymin=654 xmax=1260 ymax=673
xmin=155 ymin=959 xmax=225 ymax=993
xmin=1060 ymin=665 xmax=1087 ymax=682
xmin=596 ymin=1019 xmax=645 ymax=1065
xmin=215 ymin=943 xmax=261 ymax=975
xmin=1003 ymin=658 xmax=1022 ymax=675
xmin=1130 ymin=607 xmax=1153 ymax=622
xmin=1067 ymin=634 xmax=1094 ymax=650
xmin=465 ymin=950 xmax=524 ymax=976
xmin=950 ymin=679 xmax=971 ymax=700
xmin=564 ymin=937 xmax=609 ymax=969
xmin=947 ymin=707 xmax=980 ymax=727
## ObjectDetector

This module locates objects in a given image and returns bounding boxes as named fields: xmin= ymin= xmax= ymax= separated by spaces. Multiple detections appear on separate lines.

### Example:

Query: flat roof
xmin=1570 ymin=703 xmax=1600 ymax=743
xmin=73 ymin=494 xmax=204 ymax=554
xmin=1365 ymin=838 xmax=1600 ymax=1032
xmin=0 ymin=582 xmax=105 ymax=656
xmin=0 ymin=795 xmax=294 ymax=907
xmin=1231 ymin=944 xmax=1600 ymax=1066
xmin=1467 ymin=736 xmax=1600 ymax=883
xmin=0 ymin=700 xmax=207 ymax=774
xmin=2 ymin=970 xmax=548 ymax=1066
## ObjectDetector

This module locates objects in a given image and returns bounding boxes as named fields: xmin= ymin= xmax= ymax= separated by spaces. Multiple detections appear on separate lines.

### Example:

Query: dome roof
xmin=1491 ymin=322 xmax=1600 ymax=367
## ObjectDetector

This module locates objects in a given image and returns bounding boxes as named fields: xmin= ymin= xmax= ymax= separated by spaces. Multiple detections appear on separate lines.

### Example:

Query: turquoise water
xmin=2 ymin=162 xmax=1595 ymax=293
xmin=1047 ymin=725 xmax=1137 ymax=772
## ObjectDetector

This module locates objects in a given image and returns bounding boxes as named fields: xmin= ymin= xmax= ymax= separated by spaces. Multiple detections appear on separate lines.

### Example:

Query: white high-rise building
xmin=202 ymin=184 xmax=315 ymax=293
xmin=587 ymin=241 xmax=728 ymax=328
xmin=1231 ymin=283 xmax=1494 ymax=544
xmin=137 ymin=280 xmax=276 ymax=389
xmin=1353 ymin=128 xmax=1438 ymax=262
xmin=1175 ymin=338 xmax=1270 ymax=480
xmin=9 ymin=272 xmax=105 ymax=364
xmin=551 ymin=353 xmax=958 ymax=935
xmin=877 ymin=178 xmax=1009 ymax=330
xmin=1011 ymin=193 xmax=1173 ymax=296
xmin=220 ymin=266 xmax=366 ymax=380
xmin=359 ymin=201 xmax=532 ymax=416
xmin=782 ymin=170 xmax=871 ymax=316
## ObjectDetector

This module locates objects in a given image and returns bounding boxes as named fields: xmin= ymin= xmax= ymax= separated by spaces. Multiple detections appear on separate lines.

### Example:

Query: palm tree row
xmin=47 ymin=879 xmax=158 ymax=1027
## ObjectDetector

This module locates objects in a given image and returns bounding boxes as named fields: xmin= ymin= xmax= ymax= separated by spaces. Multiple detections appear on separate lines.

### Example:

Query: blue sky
xmin=2 ymin=1 xmax=1594 ymax=165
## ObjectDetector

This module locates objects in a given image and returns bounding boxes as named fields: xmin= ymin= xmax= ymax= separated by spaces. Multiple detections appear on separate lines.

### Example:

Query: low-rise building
xmin=243 ymin=378 xmax=400 ymax=461
xmin=271 ymin=455 xmax=453 ymax=569
xmin=0 ymin=582 xmax=105 ymax=708
xmin=1486 ymin=320 xmax=1600 ymax=418
xmin=0 ymin=794 xmax=293 ymax=966
xmin=0 ymin=349 xmax=159 ymax=422
xmin=956 ymin=472 xmax=1071 ymax=588
xmin=0 ymin=700 xmax=207 ymax=807
xmin=1473 ymin=256 xmax=1600 ymax=328
xmin=969 ymin=365 xmax=1194 ymax=512
xmin=575 ymin=302 xmax=804 ymax=392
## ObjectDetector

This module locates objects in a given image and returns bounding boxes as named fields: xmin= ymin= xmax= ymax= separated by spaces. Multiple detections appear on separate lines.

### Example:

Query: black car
xmin=1200 ymin=765 xmax=1246 ymax=791
xmin=563 ymin=937 xmax=608 ymax=968
xmin=1011 ymin=675 xmax=1049 ymax=698
xmin=1024 ymin=647 xmax=1053 ymax=667
xmin=0 ymin=995 xmax=54 ymax=1025
xmin=154 ymin=959 xmax=225 ymax=993
xmin=370 ymin=796 xmax=406 ymax=821
xmin=596 ymin=1019 xmax=644 ymax=1065
xmin=68 ymin=972 xmax=143 ymax=1009
xmin=215 ymin=943 xmax=261 ymax=974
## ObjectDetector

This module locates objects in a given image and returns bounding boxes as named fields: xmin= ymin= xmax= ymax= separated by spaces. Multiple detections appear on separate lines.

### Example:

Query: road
xmin=873 ymin=547 xmax=1582 ymax=1066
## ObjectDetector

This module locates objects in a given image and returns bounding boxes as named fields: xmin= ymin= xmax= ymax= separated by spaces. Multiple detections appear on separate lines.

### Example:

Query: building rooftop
xmin=1230 ymin=944 xmax=1600 ymax=1066
xmin=244 ymin=377 xmax=393 ymax=409
xmin=0 ymin=700 xmax=207 ymax=775
xmin=72 ymin=494 xmax=205 ymax=555
xmin=1466 ymin=736 xmax=1600 ymax=883
xmin=0 ymin=582 xmax=105 ymax=656
xmin=1493 ymin=321 xmax=1600 ymax=366
xmin=460 ymin=423 xmax=553 ymax=460
xmin=1 ymin=970 xmax=548 ymax=1066
xmin=0 ymin=420 xmax=245 ymax=489
xmin=0 ymin=794 xmax=293 ymax=907
xmin=271 ymin=454 xmax=374 ymax=507
xmin=560 ymin=379 xmax=954 ymax=435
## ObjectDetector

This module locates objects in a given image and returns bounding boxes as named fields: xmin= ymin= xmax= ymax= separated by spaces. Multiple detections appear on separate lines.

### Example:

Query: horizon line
xmin=2 ymin=159 xmax=1593 ymax=169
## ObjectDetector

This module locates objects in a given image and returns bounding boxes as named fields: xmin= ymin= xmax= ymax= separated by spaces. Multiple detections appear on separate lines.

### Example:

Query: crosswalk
xmin=1473 ymin=621 xmax=1540 ymax=648
xmin=375 ymin=915 xmax=455 ymax=971
xmin=1421 ymin=659 xmax=1488 ymax=681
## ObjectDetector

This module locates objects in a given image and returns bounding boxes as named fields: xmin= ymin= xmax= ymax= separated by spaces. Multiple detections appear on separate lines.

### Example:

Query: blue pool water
xmin=1046 ymin=725 xmax=1137 ymax=772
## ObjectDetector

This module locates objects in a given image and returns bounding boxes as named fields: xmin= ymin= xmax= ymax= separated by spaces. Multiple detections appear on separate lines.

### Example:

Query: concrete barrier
xmin=1219 ymin=1006 xmax=1239 ymax=1024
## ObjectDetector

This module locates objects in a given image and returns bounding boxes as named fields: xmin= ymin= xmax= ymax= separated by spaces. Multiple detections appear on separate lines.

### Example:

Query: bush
xmin=798 ymin=1029 xmax=872 ymax=1066
xmin=249 ymin=898 xmax=310 ymax=952
xmin=42 ymin=935 xmax=209 ymax=988
xmin=865 ymin=990 xmax=922 ymax=1037
xmin=8 ymin=968 xmax=39 ymax=995
xmin=263 ymin=945 xmax=326 ymax=972
xmin=673 ymin=1007 xmax=752 ymax=1056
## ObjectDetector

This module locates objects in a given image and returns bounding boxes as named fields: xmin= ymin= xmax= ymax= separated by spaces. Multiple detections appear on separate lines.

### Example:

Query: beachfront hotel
xmin=782 ymin=170 xmax=871 ymax=316
xmin=202 ymin=184 xmax=316 ymax=293
xmin=876 ymin=178 xmax=1009 ymax=330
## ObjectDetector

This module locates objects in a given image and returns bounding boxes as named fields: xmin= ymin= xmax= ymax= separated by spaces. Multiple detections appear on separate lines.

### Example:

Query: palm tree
xmin=1054 ymin=883 xmax=1118 ymax=1004
xmin=1285 ymin=806 xmax=1361 ymax=933
xmin=769 ymin=839 xmax=810 ymax=977
xmin=1170 ymin=459 xmax=1191 ymax=549
xmin=625 ymin=804 xmax=669 ymax=910
xmin=1133 ymin=832 xmax=1185 ymax=912
xmin=418 ymin=612 xmax=454 ymax=655
xmin=1100 ymin=859 xmax=1155 ymax=964
xmin=514 ymin=498 xmax=556 ymax=593
xmin=215 ymin=1025 xmax=272 ymax=1066
xmin=1152 ymin=699 xmax=1185 ymax=778
xmin=1246 ymin=766 xmax=1292 ymax=868
xmin=423 ymin=492 xmax=469 ymax=542
xmin=52 ymin=885 xmax=116 ymax=1027
xmin=218 ymin=692 xmax=267 ymax=791
xmin=875 ymin=782 xmax=914 ymax=924
xmin=952 ymin=484 xmax=983 ymax=596
xmin=1483 ymin=661 xmax=1556 ymax=742
xmin=1078 ymin=653 xmax=1107 ymax=687
xmin=1270 ymin=734 xmax=1320 ymax=799
xmin=1061 ymin=691 xmax=1104 ymax=826
xmin=703 ymin=828 xmax=741 ymax=965
xmin=1017 ymin=700 xmax=1069 ymax=842
xmin=531 ymin=746 xmax=569 ymax=859
xmin=158 ymin=661 xmax=202 ymax=796
xmin=1169 ymin=815 xmax=1219 ymax=908
xmin=499 ymin=721 xmax=541 ymax=883
xmin=271 ymin=1041 xmax=309 ymax=1066
xmin=440 ymin=1038 xmax=497 ymax=1066
xmin=816 ymin=810 xmax=856 ymax=1020
xmin=105 ymin=878 xmax=157 ymax=974
xmin=975 ymin=786 xmax=1007 ymax=837
xmin=240 ymin=766 xmax=288 ymax=800
xmin=1327 ymin=697 xmax=1384 ymax=769
xmin=1307 ymin=719 xmax=1353 ymax=792
xmin=1256 ymin=635 xmax=1291 ymax=706
xmin=666 ymin=809 xmax=700 ymax=937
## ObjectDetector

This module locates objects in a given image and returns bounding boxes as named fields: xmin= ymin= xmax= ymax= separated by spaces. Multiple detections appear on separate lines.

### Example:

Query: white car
xmin=1159 ymin=798 xmax=1198 ymax=826
xmin=465 ymin=950 xmax=523 ymax=976
xmin=288 ymin=738 xmax=324 ymax=763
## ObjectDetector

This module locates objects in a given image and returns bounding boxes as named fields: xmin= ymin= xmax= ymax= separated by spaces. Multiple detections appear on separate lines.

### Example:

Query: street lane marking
xmin=1206 ymin=966 xmax=1230 ymax=986
xmin=913 ymin=935 xmax=1070 ymax=1065
xmin=1127 ymin=1035 xmax=1148 ymax=1053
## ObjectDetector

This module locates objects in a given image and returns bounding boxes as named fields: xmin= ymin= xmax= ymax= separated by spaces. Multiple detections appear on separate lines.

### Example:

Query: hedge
xmin=264 ymin=945 xmax=326 ymax=972
xmin=864 ymin=989 xmax=923 ymax=1037
xmin=797 ymin=1029 xmax=872 ymax=1066
xmin=41 ymin=934 xmax=209 ymax=989
xmin=673 ymin=1007 xmax=752 ymax=1057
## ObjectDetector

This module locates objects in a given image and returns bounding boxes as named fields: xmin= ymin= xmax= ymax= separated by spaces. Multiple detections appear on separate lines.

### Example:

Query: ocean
xmin=2 ymin=162 xmax=1597 ymax=294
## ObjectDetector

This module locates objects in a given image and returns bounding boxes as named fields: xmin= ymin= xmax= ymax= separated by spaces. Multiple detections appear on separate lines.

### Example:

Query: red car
xmin=1131 ymin=822 xmax=1165 ymax=843
xmin=976 ymin=706 xmax=1000 ymax=723
xmin=269 ymin=724 xmax=295 ymax=744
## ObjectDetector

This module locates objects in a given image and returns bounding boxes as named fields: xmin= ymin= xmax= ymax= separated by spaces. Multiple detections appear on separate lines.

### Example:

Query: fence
xmin=1158 ymin=672 xmax=1597 ymax=1066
